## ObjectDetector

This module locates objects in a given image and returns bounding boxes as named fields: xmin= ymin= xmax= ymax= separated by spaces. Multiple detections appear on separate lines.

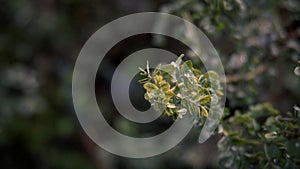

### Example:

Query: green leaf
xmin=201 ymin=106 xmax=209 ymax=117
xmin=153 ymin=75 xmax=163 ymax=84
xmin=175 ymin=54 xmax=184 ymax=65
xmin=248 ymin=103 xmax=279 ymax=119
xmin=144 ymin=93 xmax=149 ymax=100
xmin=161 ymin=64 xmax=175 ymax=75
xmin=184 ymin=60 xmax=193 ymax=69
xmin=231 ymin=137 xmax=260 ymax=146
xmin=199 ymin=95 xmax=211 ymax=105
xmin=160 ymin=81 xmax=171 ymax=91
xmin=192 ymin=68 xmax=202 ymax=77
xmin=138 ymin=78 xmax=150 ymax=84
xmin=215 ymin=89 xmax=223 ymax=96
xmin=204 ymin=71 xmax=219 ymax=80
xmin=152 ymin=64 xmax=161 ymax=77
xmin=143 ymin=83 xmax=159 ymax=91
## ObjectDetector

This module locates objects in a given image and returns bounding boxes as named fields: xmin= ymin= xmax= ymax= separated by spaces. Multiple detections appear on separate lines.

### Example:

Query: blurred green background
xmin=1 ymin=0 xmax=300 ymax=169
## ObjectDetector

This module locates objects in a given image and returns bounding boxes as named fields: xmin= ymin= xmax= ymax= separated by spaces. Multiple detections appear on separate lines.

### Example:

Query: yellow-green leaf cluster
xmin=138 ymin=54 xmax=223 ymax=121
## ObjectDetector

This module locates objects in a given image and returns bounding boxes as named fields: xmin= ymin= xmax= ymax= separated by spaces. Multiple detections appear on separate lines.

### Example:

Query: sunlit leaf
xmin=143 ymin=83 xmax=159 ymax=91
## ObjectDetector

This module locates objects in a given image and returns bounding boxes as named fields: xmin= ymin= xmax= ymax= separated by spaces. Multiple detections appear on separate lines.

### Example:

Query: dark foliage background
xmin=0 ymin=0 xmax=299 ymax=169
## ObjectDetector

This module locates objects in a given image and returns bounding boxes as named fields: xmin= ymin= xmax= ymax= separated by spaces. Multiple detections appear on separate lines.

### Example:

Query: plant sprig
xmin=138 ymin=54 xmax=223 ymax=121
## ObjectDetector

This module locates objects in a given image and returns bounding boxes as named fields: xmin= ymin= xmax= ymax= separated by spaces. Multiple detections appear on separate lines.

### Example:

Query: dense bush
xmin=139 ymin=0 xmax=300 ymax=168
xmin=139 ymin=58 xmax=300 ymax=168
